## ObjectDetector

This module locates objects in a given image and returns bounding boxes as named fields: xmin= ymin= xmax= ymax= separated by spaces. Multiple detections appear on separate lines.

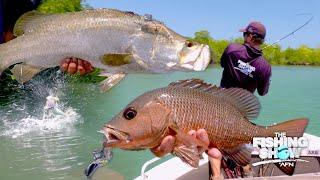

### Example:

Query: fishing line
xmin=262 ymin=13 xmax=314 ymax=50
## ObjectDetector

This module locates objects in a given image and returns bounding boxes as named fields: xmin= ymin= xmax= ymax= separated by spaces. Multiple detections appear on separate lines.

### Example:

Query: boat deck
xmin=135 ymin=133 xmax=320 ymax=179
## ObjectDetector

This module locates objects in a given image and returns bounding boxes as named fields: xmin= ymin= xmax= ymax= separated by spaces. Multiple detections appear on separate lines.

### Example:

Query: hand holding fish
xmin=60 ymin=58 xmax=94 ymax=75
xmin=150 ymin=129 xmax=222 ymax=159
xmin=102 ymin=79 xmax=308 ymax=172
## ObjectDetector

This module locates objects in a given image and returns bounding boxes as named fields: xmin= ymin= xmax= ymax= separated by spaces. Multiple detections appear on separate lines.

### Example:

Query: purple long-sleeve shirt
xmin=220 ymin=43 xmax=271 ymax=96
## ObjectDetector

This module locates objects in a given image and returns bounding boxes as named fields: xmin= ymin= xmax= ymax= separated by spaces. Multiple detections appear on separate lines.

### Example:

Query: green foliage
xmin=191 ymin=30 xmax=320 ymax=66
xmin=192 ymin=30 xmax=229 ymax=64
xmin=65 ymin=68 xmax=106 ymax=83
xmin=37 ymin=0 xmax=83 ymax=13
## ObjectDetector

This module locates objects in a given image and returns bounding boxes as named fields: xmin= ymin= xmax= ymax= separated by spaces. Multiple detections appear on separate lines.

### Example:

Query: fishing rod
xmin=262 ymin=13 xmax=314 ymax=50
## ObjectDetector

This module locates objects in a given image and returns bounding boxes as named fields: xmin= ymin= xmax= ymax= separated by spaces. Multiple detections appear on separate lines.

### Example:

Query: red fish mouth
xmin=100 ymin=125 xmax=131 ymax=147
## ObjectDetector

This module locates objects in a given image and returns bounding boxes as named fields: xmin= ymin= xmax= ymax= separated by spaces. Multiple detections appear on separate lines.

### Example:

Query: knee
xmin=207 ymin=148 xmax=222 ymax=160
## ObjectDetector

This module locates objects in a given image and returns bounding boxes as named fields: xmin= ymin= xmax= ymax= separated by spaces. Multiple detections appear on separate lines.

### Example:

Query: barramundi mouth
xmin=179 ymin=44 xmax=210 ymax=71
xmin=100 ymin=125 xmax=132 ymax=146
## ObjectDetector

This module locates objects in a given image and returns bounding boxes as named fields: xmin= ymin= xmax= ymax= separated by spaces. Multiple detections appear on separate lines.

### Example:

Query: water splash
xmin=0 ymin=68 xmax=83 ymax=138
xmin=1 ymin=106 xmax=81 ymax=138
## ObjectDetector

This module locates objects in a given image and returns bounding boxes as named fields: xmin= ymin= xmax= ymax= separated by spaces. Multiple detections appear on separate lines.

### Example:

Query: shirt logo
xmin=234 ymin=60 xmax=255 ymax=78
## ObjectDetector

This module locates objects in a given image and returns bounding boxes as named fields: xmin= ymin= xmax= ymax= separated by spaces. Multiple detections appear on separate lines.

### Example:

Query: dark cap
xmin=239 ymin=21 xmax=266 ymax=39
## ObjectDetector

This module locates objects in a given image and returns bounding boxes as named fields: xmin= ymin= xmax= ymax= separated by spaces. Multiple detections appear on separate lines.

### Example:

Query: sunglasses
xmin=243 ymin=32 xmax=263 ymax=39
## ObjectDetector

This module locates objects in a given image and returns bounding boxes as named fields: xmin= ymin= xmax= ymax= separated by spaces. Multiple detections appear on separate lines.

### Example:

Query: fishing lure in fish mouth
xmin=84 ymin=147 xmax=113 ymax=177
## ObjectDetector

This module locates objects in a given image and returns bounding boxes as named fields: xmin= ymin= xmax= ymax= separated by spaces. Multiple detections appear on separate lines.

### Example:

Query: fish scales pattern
xmin=1 ymin=8 xmax=210 ymax=76
xmin=154 ymin=86 xmax=262 ymax=149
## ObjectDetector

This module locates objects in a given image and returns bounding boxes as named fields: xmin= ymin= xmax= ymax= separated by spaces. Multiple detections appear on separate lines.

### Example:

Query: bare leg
xmin=194 ymin=130 xmax=223 ymax=179
xmin=207 ymin=148 xmax=223 ymax=179
xmin=209 ymin=156 xmax=223 ymax=179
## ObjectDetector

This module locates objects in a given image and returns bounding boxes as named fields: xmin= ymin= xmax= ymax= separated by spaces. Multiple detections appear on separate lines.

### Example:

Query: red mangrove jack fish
xmin=101 ymin=79 xmax=308 ymax=169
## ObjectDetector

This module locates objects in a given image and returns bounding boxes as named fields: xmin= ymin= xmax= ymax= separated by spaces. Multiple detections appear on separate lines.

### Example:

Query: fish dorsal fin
xmin=219 ymin=88 xmax=261 ymax=120
xmin=169 ymin=79 xmax=261 ymax=120
xmin=13 ymin=11 xmax=52 ymax=36
xmin=10 ymin=64 xmax=42 ymax=83
xmin=169 ymin=79 xmax=220 ymax=92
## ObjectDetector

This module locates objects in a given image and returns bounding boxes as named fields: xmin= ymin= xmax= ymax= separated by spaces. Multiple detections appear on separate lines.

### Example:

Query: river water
xmin=0 ymin=66 xmax=319 ymax=180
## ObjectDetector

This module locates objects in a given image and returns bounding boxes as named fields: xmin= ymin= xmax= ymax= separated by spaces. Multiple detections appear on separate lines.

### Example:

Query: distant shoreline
xmin=192 ymin=31 xmax=320 ymax=66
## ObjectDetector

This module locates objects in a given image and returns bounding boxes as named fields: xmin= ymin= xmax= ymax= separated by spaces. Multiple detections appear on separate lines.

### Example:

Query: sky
xmin=86 ymin=0 xmax=320 ymax=49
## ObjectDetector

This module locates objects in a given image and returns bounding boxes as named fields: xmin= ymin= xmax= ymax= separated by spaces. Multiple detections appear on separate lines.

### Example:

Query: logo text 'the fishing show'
xmin=253 ymin=132 xmax=308 ymax=160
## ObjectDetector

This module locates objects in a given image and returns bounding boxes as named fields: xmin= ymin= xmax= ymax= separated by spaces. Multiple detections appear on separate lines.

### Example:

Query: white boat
xmin=135 ymin=133 xmax=320 ymax=179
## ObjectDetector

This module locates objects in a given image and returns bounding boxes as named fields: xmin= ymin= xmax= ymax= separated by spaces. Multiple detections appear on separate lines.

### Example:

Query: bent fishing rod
xmin=262 ymin=13 xmax=314 ymax=50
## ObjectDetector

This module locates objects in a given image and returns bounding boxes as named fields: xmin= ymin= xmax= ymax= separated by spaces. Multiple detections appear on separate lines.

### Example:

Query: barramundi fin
xmin=13 ymin=11 xmax=53 ymax=36
xmin=169 ymin=123 xmax=208 ymax=168
xmin=169 ymin=79 xmax=219 ymax=91
xmin=99 ymin=73 xmax=126 ymax=92
xmin=100 ymin=53 xmax=133 ymax=66
xmin=10 ymin=64 xmax=43 ymax=83
xmin=169 ymin=79 xmax=261 ymax=120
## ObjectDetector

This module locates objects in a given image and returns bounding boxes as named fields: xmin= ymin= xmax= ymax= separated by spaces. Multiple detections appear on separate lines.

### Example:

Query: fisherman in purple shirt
xmin=220 ymin=21 xmax=271 ymax=96
xmin=210 ymin=21 xmax=272 ymax=179
xmin=149 ymin=22 xmax=272 ymax=180
xmin=149 ymin=22 xmax=272 ymax=179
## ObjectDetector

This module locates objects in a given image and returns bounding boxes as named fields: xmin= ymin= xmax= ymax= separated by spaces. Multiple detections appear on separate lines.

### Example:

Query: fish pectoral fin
xmin=173 ymin=144 xmax=200 ymax=168
xmin=10 ymin=64 xmax=42 ymax=83
xmin=99 ymin=73 xmax=126 ymax=92
xmin=166 ymin=124 xmax=210 ymax=167
xmin=168 ymin=124 xmax=208 ymax=168
xmin=222 ymin=144 xmax=252 ymax=166
xmin=131 ymin=54 xmax=149 ymax=69
xmin=100 ymin=53 xmax=133 ymax=66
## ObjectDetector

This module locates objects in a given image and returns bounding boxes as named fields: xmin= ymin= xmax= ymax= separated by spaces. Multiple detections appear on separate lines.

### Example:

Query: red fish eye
xmin=123 ymin=107 xmax=137 ymax=120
